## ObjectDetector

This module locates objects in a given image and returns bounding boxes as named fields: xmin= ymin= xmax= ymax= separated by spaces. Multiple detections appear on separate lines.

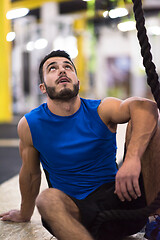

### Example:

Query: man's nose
xmin=59 ymin=66 xmax=66 ymax=75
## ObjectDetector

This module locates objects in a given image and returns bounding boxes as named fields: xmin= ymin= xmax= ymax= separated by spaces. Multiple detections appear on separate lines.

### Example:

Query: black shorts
xmin=42 ymin=175 xmax=147 ymax=240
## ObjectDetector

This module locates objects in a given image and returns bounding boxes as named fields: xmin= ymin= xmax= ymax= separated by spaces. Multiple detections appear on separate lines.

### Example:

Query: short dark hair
xmin=39 ymin=50 xmax=77 ymax=83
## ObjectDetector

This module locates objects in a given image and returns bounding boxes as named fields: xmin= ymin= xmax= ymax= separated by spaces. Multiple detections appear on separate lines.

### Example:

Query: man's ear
xmin=39 ymin=83 xmax=46 ymax=94
xmin=78 ymin=79 xmax=80 ymax=89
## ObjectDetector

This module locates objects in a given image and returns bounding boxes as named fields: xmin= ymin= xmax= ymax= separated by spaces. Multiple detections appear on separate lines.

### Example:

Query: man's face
xmin=40 ymin=57 xmax=79 ymax=101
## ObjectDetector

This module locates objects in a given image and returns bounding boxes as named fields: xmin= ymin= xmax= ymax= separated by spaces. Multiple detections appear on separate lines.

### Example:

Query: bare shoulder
xmin=98 ymin=97 xmax=122 ymax=120
xmin=99 ymin=97 xmax=122 ymax=110
xmin=17 ymin=116 xmax=32 ymax=146
xmin=97 ymin=97 xmax=122 ymax=131
xmin=17 ymin=116 xmax=40 ymax=168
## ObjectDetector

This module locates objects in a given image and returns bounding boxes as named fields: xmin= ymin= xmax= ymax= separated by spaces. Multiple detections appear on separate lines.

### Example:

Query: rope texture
xmin=92 ymin=191 xmax=160 ymax=236
xmin=132 ymin=0 xmax=160 ymax=109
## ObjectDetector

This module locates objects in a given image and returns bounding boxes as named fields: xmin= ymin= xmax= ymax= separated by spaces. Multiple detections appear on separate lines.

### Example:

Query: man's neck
xmin=47 ymin=96 xmax=81 ymax=116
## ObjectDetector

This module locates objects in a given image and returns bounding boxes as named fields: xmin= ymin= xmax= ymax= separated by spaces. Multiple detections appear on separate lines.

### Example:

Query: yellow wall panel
xmin=0 ymin=0 xmax=12 ymax=122
xmin=11 ymin=0 xmax=70 ymax=10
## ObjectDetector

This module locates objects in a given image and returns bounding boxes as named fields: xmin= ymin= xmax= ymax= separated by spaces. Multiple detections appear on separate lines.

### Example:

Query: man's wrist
xmin=20 ymin=203 xmax=34 ymax=221
xmin=124 ymin=152 xmax=141 ymax=163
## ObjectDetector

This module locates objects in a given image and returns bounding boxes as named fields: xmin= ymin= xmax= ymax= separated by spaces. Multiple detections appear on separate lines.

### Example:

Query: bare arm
xmin=98 ymin=97 xmax=158 ymax=201
xmin=0 ymin=117 xmax=41 ymax=222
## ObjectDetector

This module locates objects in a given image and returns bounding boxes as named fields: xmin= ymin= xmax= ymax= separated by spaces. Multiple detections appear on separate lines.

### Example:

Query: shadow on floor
xmin=0 ymin=147 xmax=21 ymax=184
xmin=0 ymin=123 xmax=21 ymax=184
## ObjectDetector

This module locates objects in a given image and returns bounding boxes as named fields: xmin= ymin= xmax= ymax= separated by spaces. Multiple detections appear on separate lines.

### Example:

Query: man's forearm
xmin=19 ymin=167 xmax=41 ymax=221
xmin=126 ymin=100 xmax=158 ymax=161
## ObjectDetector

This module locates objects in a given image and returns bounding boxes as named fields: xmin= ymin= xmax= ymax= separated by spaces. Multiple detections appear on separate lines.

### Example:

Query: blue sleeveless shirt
xmin=25 ymin=98 xmax=117 ymax=199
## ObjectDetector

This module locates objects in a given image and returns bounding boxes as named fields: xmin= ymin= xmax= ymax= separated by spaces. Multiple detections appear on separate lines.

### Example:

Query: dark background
xmin=0 ymin=123 xmax=21 ymax=184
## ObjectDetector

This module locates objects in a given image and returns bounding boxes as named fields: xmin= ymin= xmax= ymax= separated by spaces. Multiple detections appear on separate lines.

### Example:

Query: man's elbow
xmin=145 ymin=100 xmax=158 ymax=120
xmin=32 ymin=170 xmax=41 ymax=183
xmin=144 ymin=100 xmax=159 ymax=132
xmin=135 ymin=98 xmax=158 ymax=119
xmin=131 ymin=98 xmax=159 ymax=126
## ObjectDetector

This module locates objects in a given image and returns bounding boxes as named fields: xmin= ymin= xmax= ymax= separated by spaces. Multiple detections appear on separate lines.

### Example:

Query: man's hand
xmin=0 ymin=210 xmax=30 ymax=223
xmin=114 ymin=159 xmax=141 ymax=202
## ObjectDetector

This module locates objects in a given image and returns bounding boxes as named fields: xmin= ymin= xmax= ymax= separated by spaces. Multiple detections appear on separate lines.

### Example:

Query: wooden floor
xmin=0 ymin=173 xmax=54 ymax=240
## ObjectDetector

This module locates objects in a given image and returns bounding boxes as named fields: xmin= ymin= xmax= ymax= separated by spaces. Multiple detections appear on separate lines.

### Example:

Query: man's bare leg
xmin=36 ymin=188 xmax=94 ymax=240
xmin=125 ymin=121 xmax=160 ymax=213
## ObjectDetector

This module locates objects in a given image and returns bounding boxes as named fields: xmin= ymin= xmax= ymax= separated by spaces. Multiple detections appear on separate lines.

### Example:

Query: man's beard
xmin=44 ymin=82 xmax=79 ymax=101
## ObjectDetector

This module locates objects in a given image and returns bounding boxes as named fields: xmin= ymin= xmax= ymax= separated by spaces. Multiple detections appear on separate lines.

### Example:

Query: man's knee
xmin=36 ymin=188 xmax=80 ymax=220
xmin=36 ymin=188 xmax=66 ymax=212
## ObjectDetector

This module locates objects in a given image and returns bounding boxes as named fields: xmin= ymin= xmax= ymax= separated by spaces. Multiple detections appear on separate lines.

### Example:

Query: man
xmin=0 ymin=50 xmax=159 ymax=240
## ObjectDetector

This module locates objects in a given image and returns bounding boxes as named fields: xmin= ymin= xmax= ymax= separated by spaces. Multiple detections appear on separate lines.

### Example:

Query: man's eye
xmin=65 ymin=65 xmax=72 ymax=69
xmin=49 ymin=66 xmax=56 ymax=71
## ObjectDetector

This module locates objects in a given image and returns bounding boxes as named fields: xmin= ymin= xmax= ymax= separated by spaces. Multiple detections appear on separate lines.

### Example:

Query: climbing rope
xmin=92 ymin=191 xmax=160 ymax=236
xmin=92 ymin=0 xmax=160 ymax=235
xmin=92 ymin=185 xmax=160 ymax=236
xmin=132 ymin=0 xmax=160 ymax=109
